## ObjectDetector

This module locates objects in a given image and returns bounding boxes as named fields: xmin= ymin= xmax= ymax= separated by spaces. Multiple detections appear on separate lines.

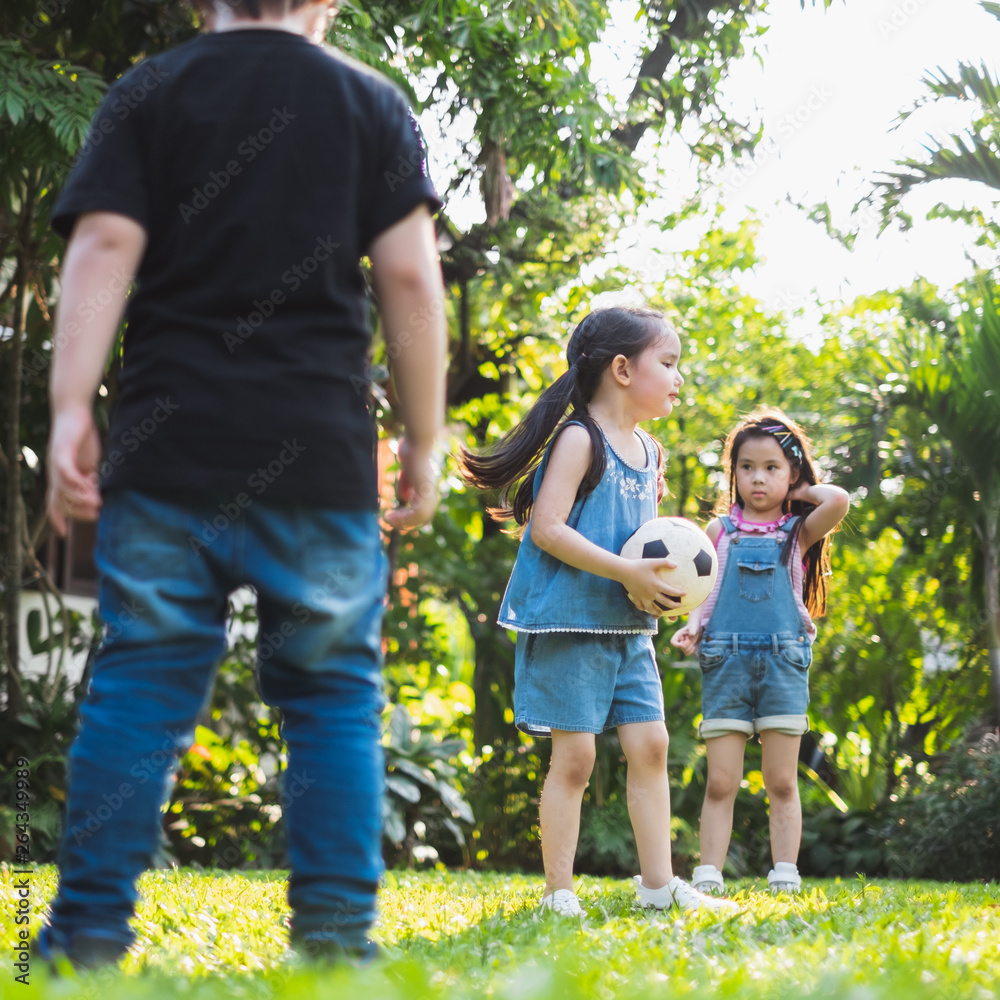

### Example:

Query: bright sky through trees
xmin=417 ymin=1 xmax=997 ymax=327
xmin=598 ymin=0 xmax=998 ymax=318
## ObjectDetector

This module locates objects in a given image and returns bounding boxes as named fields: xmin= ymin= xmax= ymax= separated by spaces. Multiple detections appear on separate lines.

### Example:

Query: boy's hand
xmin=670 ymin=622 xmax=703 ymax=656
xmin=621 ymin=556 xmax=685 ymax=618
xmin=47 ymin=404 xmax=103 ymax=536
xmin=384 ymin=436 xmax=440 ymax=531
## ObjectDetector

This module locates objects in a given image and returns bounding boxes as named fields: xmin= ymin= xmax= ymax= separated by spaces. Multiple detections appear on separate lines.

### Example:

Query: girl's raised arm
xmin=789 ymin=483 xmax=850 ymax=552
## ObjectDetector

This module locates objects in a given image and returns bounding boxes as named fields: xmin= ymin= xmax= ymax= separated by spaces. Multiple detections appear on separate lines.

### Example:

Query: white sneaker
xmin=691 ymin=864 xmax=726 ymax=895
xmin=767 ymin=862 xmax=801 ymax=894
xmin=539 ymin=889 xmax=585 ymax=917
xmin=633 ymin=875 xmax=739 ymax=915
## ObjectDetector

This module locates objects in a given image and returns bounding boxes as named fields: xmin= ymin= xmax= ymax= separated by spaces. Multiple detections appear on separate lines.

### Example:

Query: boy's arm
xmin=47 ymin=211 xmax=147 ymax=535
xmin=368 ymin=204 xmax=447 ymax=530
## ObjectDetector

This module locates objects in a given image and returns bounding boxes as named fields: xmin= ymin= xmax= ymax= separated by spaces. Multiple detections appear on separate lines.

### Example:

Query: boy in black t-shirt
xmin=40 ymin=0 xmax=446 ymax=968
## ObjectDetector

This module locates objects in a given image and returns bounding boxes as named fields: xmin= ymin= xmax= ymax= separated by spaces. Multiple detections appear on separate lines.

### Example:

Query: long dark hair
xmin=460 ymin=307 xmax=670 ymax=525
xmin=716 ymin=407 xmax=835 ymax=618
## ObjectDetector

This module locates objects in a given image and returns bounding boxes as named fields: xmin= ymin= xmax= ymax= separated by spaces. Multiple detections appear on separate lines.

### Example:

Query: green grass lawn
xmin=2 ymin=865 xmax=999 ymax=999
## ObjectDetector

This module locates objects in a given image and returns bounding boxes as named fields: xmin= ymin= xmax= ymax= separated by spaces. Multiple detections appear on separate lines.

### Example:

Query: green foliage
xmin=885 ymin=730 xmax=1000 ymax=882
xmin=0 ymin=673 xmax=80 ymax=861
xmin=577 ymin=798 xmax=639 ymax=875
xmin=800 ymin=807 xmax=889 ymax=878
xmin=167 ymin=723 xmax=285 ymax=870
xmin=462 ymin=738 xmax=548 ymax=870
xmin=810 ymin=524 xmax=987 ymax=811
xmin=0 ymin=38 xmax=104 ymax=170
xmin=384 ymin=703 xmax=475 ymax=868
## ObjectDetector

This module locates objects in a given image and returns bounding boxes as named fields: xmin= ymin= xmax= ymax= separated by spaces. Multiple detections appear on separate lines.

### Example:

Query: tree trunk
xmin=982 ymin=496 xmax=1000 ymax=726
xmin=471 ymin=627 xmax=515 ymax=752
xmin=2 ymin=258 xmax=27 ymax=717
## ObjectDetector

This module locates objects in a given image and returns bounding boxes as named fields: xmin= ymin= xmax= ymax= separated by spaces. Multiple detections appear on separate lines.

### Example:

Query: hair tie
xmin=761 ymin=423 xmax=804 ymax=462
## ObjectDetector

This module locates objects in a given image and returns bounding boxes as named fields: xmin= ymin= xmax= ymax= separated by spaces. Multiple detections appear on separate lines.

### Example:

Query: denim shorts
xmin=514 ymin=631 xmax=664 ymax=737
xmin=698 ymin=631 xmax=811 ymax=739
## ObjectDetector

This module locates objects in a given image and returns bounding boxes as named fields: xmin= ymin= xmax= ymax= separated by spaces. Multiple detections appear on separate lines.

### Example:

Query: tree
xmin=880 ymin=285 xmax=1000 ymax=723
xmin=863 ymin=2 xmax=1000 ymax=722
xmin=0 ymin=37 xmax=105 ymax=715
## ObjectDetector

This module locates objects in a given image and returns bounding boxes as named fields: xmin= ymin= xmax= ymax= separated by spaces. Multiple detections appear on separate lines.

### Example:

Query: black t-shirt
xmin=52 ymin=29 xmax=441 ymax=507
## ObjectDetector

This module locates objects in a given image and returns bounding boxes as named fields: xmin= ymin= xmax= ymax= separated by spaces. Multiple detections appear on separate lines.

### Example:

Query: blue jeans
xmin=39 ymin=490 xmax=387 ymax=961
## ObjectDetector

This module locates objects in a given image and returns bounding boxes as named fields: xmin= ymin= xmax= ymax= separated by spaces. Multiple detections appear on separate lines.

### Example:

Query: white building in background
xmin=18 ymin=520 xmax=98 ymax=688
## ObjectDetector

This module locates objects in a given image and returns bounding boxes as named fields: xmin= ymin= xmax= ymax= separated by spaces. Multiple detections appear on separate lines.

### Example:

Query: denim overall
xmin=698 ymin=514 xmax=811 ymax=739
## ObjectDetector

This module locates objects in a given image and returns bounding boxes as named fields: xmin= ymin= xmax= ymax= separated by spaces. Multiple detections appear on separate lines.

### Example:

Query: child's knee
xmin=705 ymin=772 xmax=740 ymax=802
xmin=624 ymin=726 xmax=669 ymax=770
xmin=764 ymin=776 xmax=799 ymax=803
xmin=550 ymin=742 xmax=596 ymax=788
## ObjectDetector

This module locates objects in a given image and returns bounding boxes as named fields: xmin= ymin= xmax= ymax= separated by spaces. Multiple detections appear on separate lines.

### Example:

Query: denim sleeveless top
xmin=497 ymin=421 xmax=660 ymax=634
xmin=702 ymin=514 xmax=814 ymax=642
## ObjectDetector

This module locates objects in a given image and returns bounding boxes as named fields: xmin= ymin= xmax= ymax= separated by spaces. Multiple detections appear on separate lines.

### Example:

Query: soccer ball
xmin=620 ymin=517 xmax=718 ymax=616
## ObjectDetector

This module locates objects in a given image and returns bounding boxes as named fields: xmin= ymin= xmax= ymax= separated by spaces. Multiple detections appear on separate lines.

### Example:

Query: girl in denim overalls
xmin=672 ymin=409 xmax=849 ymax=896
xmin=461 ymin=307 xmax=735 ymax=918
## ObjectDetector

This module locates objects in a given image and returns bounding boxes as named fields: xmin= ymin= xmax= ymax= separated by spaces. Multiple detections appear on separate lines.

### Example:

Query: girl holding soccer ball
xmin=671 ymin=408 xmax=849 ymax=896
xmin=461 ymin=307 xmax=735 ymax=918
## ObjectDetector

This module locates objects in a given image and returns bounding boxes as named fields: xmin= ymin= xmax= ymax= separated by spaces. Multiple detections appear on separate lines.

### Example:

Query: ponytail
xmin=460 ymin=307 xmax=669 ymax=525
xmin=460 ymin=369 xmax=580 ymax=524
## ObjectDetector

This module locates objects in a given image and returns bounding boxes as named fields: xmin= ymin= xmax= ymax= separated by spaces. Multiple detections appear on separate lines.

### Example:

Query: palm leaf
xmin=879 ymin=132 xmax=1000 ymax=203
xmin=920 ymin=61 xmax=1000 ymax=113
xmin=876 ymin=53 xmax=1000 ymax=225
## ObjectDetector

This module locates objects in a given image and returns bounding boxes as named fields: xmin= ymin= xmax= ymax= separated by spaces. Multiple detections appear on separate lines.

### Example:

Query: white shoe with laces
xmin=633 ymin=875 xmax=739 ymax=915
xmin=539 ymin=888 xmax=585 ymax=917
xmin=767 ymin=862 xmax=801 ymax=894
xmin=691 ymin=864 xmax=726 ymax=895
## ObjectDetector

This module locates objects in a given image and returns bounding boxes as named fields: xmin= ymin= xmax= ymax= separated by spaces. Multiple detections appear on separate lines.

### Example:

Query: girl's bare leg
xmin=540 ymin=730 xmax=597 ymax=894
xmin=618 ymin=721 xmax=673 ymax=888
xmin=699 ymin=733 xmax=747 ymax=870
xmin=760 ymin=731 xmax=803 ymax=864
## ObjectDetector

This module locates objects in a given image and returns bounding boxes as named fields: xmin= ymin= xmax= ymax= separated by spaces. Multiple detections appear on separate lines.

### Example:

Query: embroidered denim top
xmin=497 ymin=421 xmax=660 ymax=635
xmin=702 ymin=513 xmax=815 ymax=642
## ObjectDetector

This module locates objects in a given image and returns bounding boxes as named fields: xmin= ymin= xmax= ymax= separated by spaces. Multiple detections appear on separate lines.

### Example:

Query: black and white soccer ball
xmin=619 ymin=517 xmax=718 ymax=616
